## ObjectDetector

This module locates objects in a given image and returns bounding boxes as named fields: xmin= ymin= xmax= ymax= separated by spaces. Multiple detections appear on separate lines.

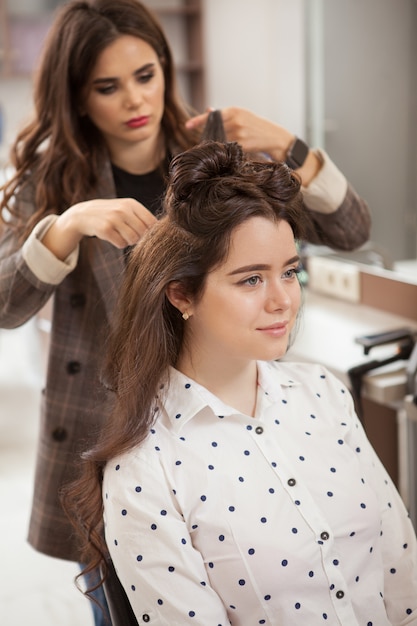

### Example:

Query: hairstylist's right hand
xmin=41 ymin=198 xmax=157 ymax=260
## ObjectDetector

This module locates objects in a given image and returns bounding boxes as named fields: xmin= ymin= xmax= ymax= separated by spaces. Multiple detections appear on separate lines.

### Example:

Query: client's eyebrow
xmin=228 ymin=255 xmax=300 ymax=276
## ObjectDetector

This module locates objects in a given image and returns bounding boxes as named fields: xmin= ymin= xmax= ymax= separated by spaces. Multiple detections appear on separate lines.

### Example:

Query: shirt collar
xmin=256 ymin=360 xmax=301 ymax=401
xmin=161 ymin=362 xmax=302 ymax=434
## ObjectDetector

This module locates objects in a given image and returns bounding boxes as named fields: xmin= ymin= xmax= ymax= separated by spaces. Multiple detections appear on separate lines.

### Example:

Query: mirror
xmin=305 ymin=0 xmax=417 ymax=270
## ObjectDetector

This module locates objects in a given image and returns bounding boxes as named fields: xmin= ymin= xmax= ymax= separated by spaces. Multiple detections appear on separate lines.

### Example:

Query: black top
xmin=111 ymin=158 xmax=169 ymax=217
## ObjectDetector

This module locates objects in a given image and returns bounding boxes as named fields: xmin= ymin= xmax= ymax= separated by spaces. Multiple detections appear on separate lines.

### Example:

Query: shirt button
xmin=51 ymin=427 xmax=68 ymax=442
xmin=142 ymin=615 xmax=150 ymax=623
xmin=255 ymin=426 xmax=264 ymax=434
xmin=287 ymin=478 xmax=296 ymax=487
xmin=320 ymin=531 xmax=330 ymax=541
xmin=336 ymin=590 xmax=345 ymax=599
xmin=66 ymin=361 xmax=81 ymax=375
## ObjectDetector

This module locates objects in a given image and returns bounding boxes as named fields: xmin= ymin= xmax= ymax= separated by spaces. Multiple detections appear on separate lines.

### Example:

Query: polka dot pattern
xmin=102 ymin=361 xmax=417 ymax=625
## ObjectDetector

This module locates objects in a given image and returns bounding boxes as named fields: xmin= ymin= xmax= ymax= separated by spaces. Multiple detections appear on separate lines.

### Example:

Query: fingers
xmin=187 ymin=105 xmax=292 ymax=161
xmin=185 ymin=107 xmax=215 ymax=130
xmin=68 ymin=198 xmax=158 ymax=249
xmin=104 ymin=218 xmax=146 ymax=249
xmin=130 ymin=200 xmax=157 ymax=230
xmin=185 ymin=112 xmax=209 ymax=131
xmin=100 ymin=198 xmax=157 ymax=248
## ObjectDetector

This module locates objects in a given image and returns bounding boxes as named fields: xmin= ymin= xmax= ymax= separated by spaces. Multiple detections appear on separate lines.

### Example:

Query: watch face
xmin=286 ymin=138 xmax=309 ymax=169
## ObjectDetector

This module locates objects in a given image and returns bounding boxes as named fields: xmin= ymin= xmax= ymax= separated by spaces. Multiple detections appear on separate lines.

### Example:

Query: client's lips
xmin=257 ymin=322 xmax=288 ymax=337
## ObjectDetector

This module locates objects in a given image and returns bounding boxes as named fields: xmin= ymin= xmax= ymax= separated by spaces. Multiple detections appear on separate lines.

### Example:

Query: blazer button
xmin=70 ymin=293 xmax=86 ymax=308
xmin=336 ymin=590 xmax=345 ymax=599
xmin=52 ymin=427 xmax=68 ymax=442
xmin=142 ymin=615 xmax=150 ymax=623
xmin=67 ymin=361 xmax=81 ymax=375
xmin=255 ymin=426 xmax=264 ymax=434
xmin=287 ymin=478 xmax=296 ymax=487
xmin=320 ymin=531 xmax=330 ymax=541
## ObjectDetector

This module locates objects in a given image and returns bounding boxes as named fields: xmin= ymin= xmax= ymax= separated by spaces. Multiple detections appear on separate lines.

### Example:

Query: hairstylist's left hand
xmin=186 ymin=106 xmax=294 ymax=162
xmin=186 ymin=107 xmax=321 ymax=186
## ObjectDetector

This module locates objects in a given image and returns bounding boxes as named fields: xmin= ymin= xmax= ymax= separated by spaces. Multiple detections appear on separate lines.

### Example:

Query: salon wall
xmin=203 ymin=0 xmax=306 ymax=137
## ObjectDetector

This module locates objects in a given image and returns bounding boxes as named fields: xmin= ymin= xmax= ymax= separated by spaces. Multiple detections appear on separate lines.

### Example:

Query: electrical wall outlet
xmin=307 ymin=256 xmax=361 ymax=303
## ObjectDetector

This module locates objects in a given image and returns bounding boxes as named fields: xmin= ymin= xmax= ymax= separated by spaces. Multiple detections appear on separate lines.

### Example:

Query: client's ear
xmin=166 ymin=282 xmax=193 ymax=318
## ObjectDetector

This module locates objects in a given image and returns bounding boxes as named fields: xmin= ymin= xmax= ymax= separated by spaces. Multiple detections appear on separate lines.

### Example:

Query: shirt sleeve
xmin=342 ymin=387 xmax=417 ymax=625
xmin=103 ymin=448 xmax=230 ymax=626
xmin=298 ymin=149 xmax=371 ymax=250
xmin=301 ymin=149 xmax=348 ymax=214
xmin=22 ymin=214 xmax=79 ymax=285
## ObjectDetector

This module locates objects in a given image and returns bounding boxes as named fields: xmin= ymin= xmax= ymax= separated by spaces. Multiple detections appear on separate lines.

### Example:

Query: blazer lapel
xmin=91 ymin=239 xmax=125 ymax=323
xmin=88 ymin=158 xmax=126 ymax=323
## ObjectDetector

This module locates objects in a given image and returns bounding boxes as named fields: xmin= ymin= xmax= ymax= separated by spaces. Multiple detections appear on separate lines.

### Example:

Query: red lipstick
xmin=126 ymin=116 xmax=149 ymax=128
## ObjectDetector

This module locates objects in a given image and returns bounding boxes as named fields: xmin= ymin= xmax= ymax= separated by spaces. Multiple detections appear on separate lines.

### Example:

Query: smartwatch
xmin=285 ymin=137 xmax=309 ymax=170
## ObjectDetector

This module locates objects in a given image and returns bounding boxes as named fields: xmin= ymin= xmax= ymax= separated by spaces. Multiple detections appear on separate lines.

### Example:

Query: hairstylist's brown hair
xmin=0 ymin=0 xmax=199 ymax=239
xmin=62 ymin=140 xmax=306 ymax=591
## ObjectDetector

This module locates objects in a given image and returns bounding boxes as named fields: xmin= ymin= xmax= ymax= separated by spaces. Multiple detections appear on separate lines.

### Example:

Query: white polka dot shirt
xmin=102 ymin=361 xmax=417 ymax=625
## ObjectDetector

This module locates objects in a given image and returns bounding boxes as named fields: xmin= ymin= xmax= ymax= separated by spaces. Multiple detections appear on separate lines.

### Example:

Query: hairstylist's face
xmin=83 ymin=35 xmax=165 ymax=158
xmin=187 ymin=217 xmax=302 ymax=366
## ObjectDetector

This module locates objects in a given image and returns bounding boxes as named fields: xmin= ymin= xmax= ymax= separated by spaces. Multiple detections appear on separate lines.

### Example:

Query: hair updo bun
xmin=164 ymin=140 xmax=304 ymax=242
xmin=164 ymin=141 xmax=249 ymax=237
xmin=168 ymin=140 xmax=243 ymax=201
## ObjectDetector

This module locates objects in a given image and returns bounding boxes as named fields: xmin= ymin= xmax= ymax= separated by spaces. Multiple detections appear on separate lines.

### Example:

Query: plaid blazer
xmin=0 ymin=158 xmax=370 ymax=562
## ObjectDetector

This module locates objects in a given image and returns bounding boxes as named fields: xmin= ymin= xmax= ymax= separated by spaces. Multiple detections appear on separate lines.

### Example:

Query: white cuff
xmin=22 ymin=215 xmax=79 ymax=285
xmin=301 ymin=148 xmax=348 ymax=214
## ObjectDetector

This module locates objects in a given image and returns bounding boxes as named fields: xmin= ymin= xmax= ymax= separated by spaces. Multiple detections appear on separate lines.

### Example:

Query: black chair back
xmin=102 ymin=558 xmax=138 ymax=626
